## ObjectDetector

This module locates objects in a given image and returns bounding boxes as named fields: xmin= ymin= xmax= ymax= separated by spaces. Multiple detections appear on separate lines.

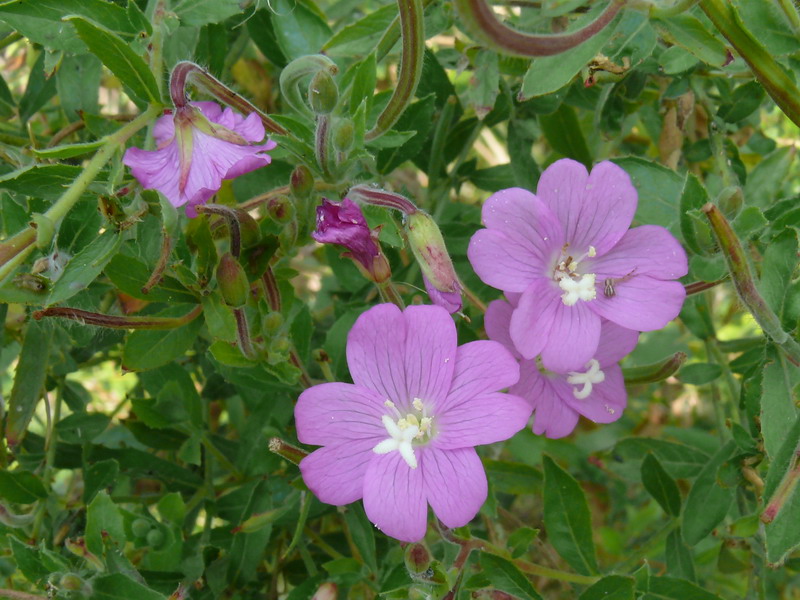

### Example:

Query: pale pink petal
xmin=588 ymin=225 xmax=688 ymax=280
xmin=123 ymin=143 xmax=183 ymax=207
xmin=509 ymin=279 xmax=562 ymax=360
xmin=513 ymin=363 xmax=579 ymax=439
xmin=484 ymin=300 xmax=518 ymax=358
xmin=434 ymin=391 xmax=531 ymax=449
xmin=347 ymin=304 xmax=409 ymax=404
xmin=539 ymin=301 xmax=601 ymax=373
xmin=595 ymin=321 xmax=639 ymax=366
xmin=589 ymin=276 xmax=686 ymax=331
xmin=299 ymin=439 xmax=377 ymax=505
xmin=468 ymin=229 xmax=548 ymax=293
xmin=439 ymin=340 xmax=519 ymax=412
xmin=423 ymin=447 xmax=487 ymax=529
xmin=424 ymin=275 xmax=462 ymax=314
xmin=194 ymin=101 xmax=223 ymax=121
xmin=363 ymin=452 xmax=427 ymax=542
xmin=505 ymin=291 xmax=522 ymax=306
xmin=537 ymin=159 xmax=637 ymax=256
xmin=403 ymin=305 xmax=457 ymax=408
xmin=563 ymin=364 xmax=626 ymax=424
xmin=235 ymin=111 xmax=267 ymax=142
xmin=295 ymin=383 xmax=386 ymax=446
xmin=153 ymin=112 xmax=175 ymax=144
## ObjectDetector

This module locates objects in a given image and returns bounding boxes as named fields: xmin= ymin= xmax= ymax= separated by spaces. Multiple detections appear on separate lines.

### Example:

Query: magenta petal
xmin=363 ymin=452 xmax=427 ymax=542
xmin=468 ymin=229 xmax=546 ymax=293
xmin=595 ymin=320 xmax=639 ymax=366
xmin=153 ymin=112 xmax=175 ymax=144
xmin=435 ymin=391 xmax=531 ymax=449
xmin=590 ymin=276 xmax=686 ymax=331
xmin=510 ymin=280 xmax=562 ymax=360
xmin=589 ymin=225 xmax=688 ymax=280
xmin=513 ymin=364 xmax=579 ymax=438
xmin=537 ymin=159 xmax=637 ymax=255
xmin=423 ymin=275 xmax=462 ymax=314
xmin=299 ymin=439 xmax=376 ymax=505
xmin=123 ymin=144 xmax=182 ymax=207
xmin=403 ymin=305 xmax=457 ymax=407
xmin=347 ymin=304 xmax=409 ymax=403
xmin=564 ymin=364 xmax=626 ymax=424
xmin=423 ymin=447 xmax=487 ymax=529
xmin=194 ymin=101 xmax=223 ymax=121
xmin=540 ymin=301 xmax=601 ymax=373
xmin=441 ymin=340 xmax=519 ymax=409
xmin=295 ymin=383 xmax=386 ymax=446
xmin=484 ymin=300 xmax=517 ymax=357
xmin=236 ymin=111 xmax=267 ymax=142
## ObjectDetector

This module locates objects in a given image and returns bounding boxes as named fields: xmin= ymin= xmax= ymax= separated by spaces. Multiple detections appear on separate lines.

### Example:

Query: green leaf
xmin=56 ymin=53 xmax=102 ymax=119
xmin=520 ymin=14 xmax=617 ymax=98
xmin=642 ymin=575 xmax=723 ymax=600
xmin=9 ymin=537 xmax=49 ymax=584
xmin=104 ymin=253 xmax=197 ymax=304
xmin=324 ymin=3 xmax=395 ymax=53
xmin=270 ymin=0 xmax=332 ymax=62
xmin=0 ymin=164 xmax=83 ymax=199
xmin=641 ymin=453 xmax=682 ymax=517
xmin=122 ymin=306 xmax=204 ymax=371
xmin=655 ymin=15 xmax=728 ymax=67
xmin=227 ymin=480 xmax=275 ymax=586
xmin=665 ymin=528 xmax=696 ymax=581
xmin=92 ymin=573 xmax=167 ymax=600
xmin=246 ymin=9 xmax=288 ymax=67
xmin=679 ymin=173 xmax=713 ymax=255
xmin=6 ymin=320 xmax=52 ymax=447
xmin=682 ymin=441 xmax=736 ymax=546
xmin=485 ymin=459 xmax=543 ymax=495
xmin=614 ymin=438 xmax=709 ymax=479
xmin=376 ymin=94 xmax=437 ymax=173
xmin=579 ymin=575 xmax=635 ymax=600
xmin=350 ymin=53 xmax=377 ymax=116
xmin=761 ymin=345 xmax=800 ymax=461
xmin=48 ymin=229 xmax=123 ymax=305
xmin=612 ymin=157 xmax=684 ymax=235
xmin=480 ymin=553 xmax=544 ymax=600
xmin=83 ymin=459 xmax=119 ymax=504
xmin=31 ymin=139 xmax=105 ymax=159
xmin=86 ymin=490 xmax=126 ymax=555
xmin=744 ymin=147 xmax=793 ymax=208
xmin=718 ymin=81 xmax=765 ymax=123
xmin=19 ymin=51 xmax=58 ymax=123
xmin=465 ymin=49 xmax=500 ymax=120
xmin=0 ymin=470 xmax=47 ymax=504
xmin=343 ymin=504 xmax=378 ymax=573
xmin=202 ymin=291 xmax=237 ymax=343
xmin=542 ymin=455 xmax=598 ymax=575
xmin=66 ymin=15 xmax=161 ymax=106
xmin=539 ymin=103 xmax=592 ymax=167
xmin=678 ymin=362 xmax=722 ymax=385
xmin=171 ymin=0 xmax=244 ymax=26
xmin=764 ymin=415 xmax=800 ymax=565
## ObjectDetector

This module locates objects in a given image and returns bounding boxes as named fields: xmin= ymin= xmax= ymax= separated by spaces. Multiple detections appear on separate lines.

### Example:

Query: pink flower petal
xmin=537 ymin=159 xmax=637 ymax=256
xmin=153 ymin=112 xmax=175 ymax=145
xmin=595 ymin=320 xmax=639 ymax=366
xmin=423 ymin=275 xmax=462 ymax=314
xmin=403 ymin=305 xmax=457 ymax=407
xmin=509 ymin=279 xmax=561 ymax=360
xmin=589 ymin=225 xmax=688 ymax=280
xmin=295 ymin=383 xmax=386 ymax=446
xmin=236 ymin=111 xmax=267 ymax=142
xmin=123 ymin=144 xmax=182 ymax=207
xmin=513 ymin=364 xmax=580 ymax=438
xmin=434 ymin=391 xmax=531 ymax=449
xmin=468 ymin=230 xmax=548 ymax=293
xmin=539 ymin=300 xmax=601 ymax=373
xmin=299 ymin=439 xmax=377 ymax=505
xmin=589 ymin=276 xmax=686 ymax=331
xmin=363 ymin=452 xmax=427 ymax=542
xmin=563 ymin=364 xmax=626 ymax=424
xmin=440 ymin=340 xmax=519 ymax=409
xmin=194 ymin=101 xmax=223 ymax=121
xmin=423 ymin=447 xmax=487 ymax=529
xmin=484 ymin=299 xmax=518 ymax=358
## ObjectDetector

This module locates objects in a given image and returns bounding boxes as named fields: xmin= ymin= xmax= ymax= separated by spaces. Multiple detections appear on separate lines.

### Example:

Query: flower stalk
xmin=268 ymin=437 xmax=308 ymax=465
xmin=348 ymin=185 xmax=418 ymax=214
xmin=702 ymin=203 xmax=800 ymax=366
xmin=761 ymin=445 xmax=800 ymax=524
xmin=365 ymin=0 xmax=425 ymax=141
xmin=32 ymin=305 xmax=203 ymax=329
xmin=454 ymin=0 xmax=624 ymax=57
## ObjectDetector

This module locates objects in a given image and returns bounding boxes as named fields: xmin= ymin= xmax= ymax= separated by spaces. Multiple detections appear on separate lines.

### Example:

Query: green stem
xmin=706 ymin=337 xmax=741 ymax=424
xmin=701 ymin=0 xmax=800 ymax=129
xmin=233 ymin=308 xmax=256 ymax=359
xmin=315 ymin=114 xmax=333 ymax=180
xmin=141 ymin=227 xmax=174 ymax=293
xmin=0 ymin=32 xmax=22 ymax=51
xmin=761 ymin=443 xmax=800 ymax=523
xmin=454 ymin=0 xmax=624 ymax=57
xmin=426 ymin=95 xmax=457 ymax=204
xmin=776 ymin=0 xmax=800 ymax=33
xmin=32 ymin=305 xmax=202 ymax=330
xmin=650 ymin=0 xmax=699 ymax=18
xmin=702 ymin=203 xmax=800 ymax=366
xmin=377 ymin=280 xmax=406 ymax=309
xmin=268 ymin=437 xmax=308 ymax=465
xmin=375 ymin=0 xmax=436 ymax=62
xmin=201 ymin=434 xmax=242 ymax=479
xmin=366 ymin=0 xmax=425 ymax=141
xmin=0 ymin=105 xmax=162 ymax=284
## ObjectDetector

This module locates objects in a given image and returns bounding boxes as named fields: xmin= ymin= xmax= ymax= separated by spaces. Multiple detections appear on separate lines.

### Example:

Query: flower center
xmin=553 ymin=246 xmax=597 ymax=306
xmin=372 ymin=398 xmax=434 ymax=469
xmin=566 ymin=359 xmax=605 ymax=400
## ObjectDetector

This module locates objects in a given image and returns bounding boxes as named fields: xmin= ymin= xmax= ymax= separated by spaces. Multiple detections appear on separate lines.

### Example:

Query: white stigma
xmin=553 ymin=246 xmax=598 ymax=306
xmin=373 ymin=400 xmax=434 ymax=469
xmin=566 ymin=359 xmax=605 ymax=400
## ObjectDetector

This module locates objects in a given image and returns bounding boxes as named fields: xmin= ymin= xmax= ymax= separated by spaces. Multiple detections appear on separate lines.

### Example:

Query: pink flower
xmin=294 ymin=304 xmax=531 ymax=542
xmin=485 ymin=297 xmax=639 ymax=438
xmin=123 ymin=101 xmax=276 ymax=217
xmin=312 ymin=198 xmax=391 ymax=283
xmin=423 ymin=275 xmax=462 ymax=314
xmin=467 ymin=159 xmax=687 ymax=372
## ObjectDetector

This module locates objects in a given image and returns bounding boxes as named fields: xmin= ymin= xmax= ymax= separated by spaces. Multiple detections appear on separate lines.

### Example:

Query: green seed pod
xmin=290 ymin=165 xmax=314 ymax=200
xmin=308 ymin=69 xmax=339 ymax=115
xmin=146 ymin=528 xmax=166 ymax=549
xmin=217 ymin=252 xmax=250 ymax=308
xmin=404 ymin=543 xmax=432 ymax=575
xmin=268 ymin=195 xmax=296 ymax=224
xmin=333 ymin=119 xmax=354 ymax=153
xmin=132 ymin=518 xmax=151 ymax=538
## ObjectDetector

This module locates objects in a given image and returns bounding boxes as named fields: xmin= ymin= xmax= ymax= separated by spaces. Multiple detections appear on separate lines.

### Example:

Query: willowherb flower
xmin=423 ymin=275 xmax=462 ymax=314
xmin=485 ymin=297 xmax=638 ymax=438
xmin=123 ymin=101 xmax=276 ymax=217
xmin=467 ymin=158 xmax=687 ymax=372
xmin=294 ymin=303 xmax=531 ymax=542
xmin=312 ymin=198 xmax=391 ymax=284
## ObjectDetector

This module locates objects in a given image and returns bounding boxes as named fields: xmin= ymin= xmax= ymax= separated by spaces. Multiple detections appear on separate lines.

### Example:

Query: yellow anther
xmin=588 ymin=246 xmax=597 ymax=257
xmin=412 ymin=398 xmax=424 ymax=411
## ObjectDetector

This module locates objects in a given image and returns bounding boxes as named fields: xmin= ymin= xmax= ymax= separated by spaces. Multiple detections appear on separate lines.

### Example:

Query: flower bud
xmin=217 ymin=252 xmax=250 ymax=308
xmin=308 ymin=70 xmax=338 ymax=115
xmin=333 ymin=119 xmax=354 ymax=153
xmin=290 ymin=165 xmax=314 ymax=200
xmin=262 ymin=311 xmax=284 ymax=336
xmin=232 ymin=508 xmax=285 ymax=534
xmin=404 ymin=211 xmax=461 ymax=312
xmin=131 ymin=518 xmax=151 ymax=538
xmin=404 ymin=543 xmax=432 ymax=574
xmin=146 ymin=528 xmax=166 ymax=549
xmin=311 ymin=582 xmax=337 ymax=600
xmin=234 ymin=208 xmax=261 ymax=248
xmin=65 ymin=538 xmax=104 ymax=571
xmin=717 ymin=185 xmax=743 ymax=219
xmin=59 ymin=573 xmax=85 ymax=591
xmin=268 ymin=195 xmax=295 ymax=224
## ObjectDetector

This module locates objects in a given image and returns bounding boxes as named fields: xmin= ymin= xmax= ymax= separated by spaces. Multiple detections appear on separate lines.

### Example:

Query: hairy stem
xmin=33 ymin=305 xmax=202 ymax=330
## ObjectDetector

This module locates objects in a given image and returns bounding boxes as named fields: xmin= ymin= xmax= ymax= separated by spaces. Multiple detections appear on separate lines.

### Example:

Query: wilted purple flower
xmin=468 ymin=158 xmax=687 ymax=372
xmin=485 ymin=297 xmax=638 ymax=438
xmin=423 ymin=275 xmax=462 ymax=314
xmin=294 ymin=304 xmax=531 ymax=542
xmin=123 ymin=101 xmax=276 ymax=217
xmin=313 ymin=198 xmax=391 ymax=283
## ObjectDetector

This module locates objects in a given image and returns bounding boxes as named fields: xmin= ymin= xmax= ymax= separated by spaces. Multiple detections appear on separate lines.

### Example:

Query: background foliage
xmin=0 ymin=0 xmax=799 ymax=598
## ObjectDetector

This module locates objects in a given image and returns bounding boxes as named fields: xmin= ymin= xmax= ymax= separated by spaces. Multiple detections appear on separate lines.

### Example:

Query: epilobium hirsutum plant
xmin=2 ymin=0 xmax=800 ymax=597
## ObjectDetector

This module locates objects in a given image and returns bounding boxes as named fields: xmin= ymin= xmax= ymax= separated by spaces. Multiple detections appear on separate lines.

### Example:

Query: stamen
xmin=566 ymin=359 xmax=605 ymax=400
xmin=412 ymin=398 xmax=424 ymax=411
xmin=588 ymin=246 xmax=596 ymax=257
